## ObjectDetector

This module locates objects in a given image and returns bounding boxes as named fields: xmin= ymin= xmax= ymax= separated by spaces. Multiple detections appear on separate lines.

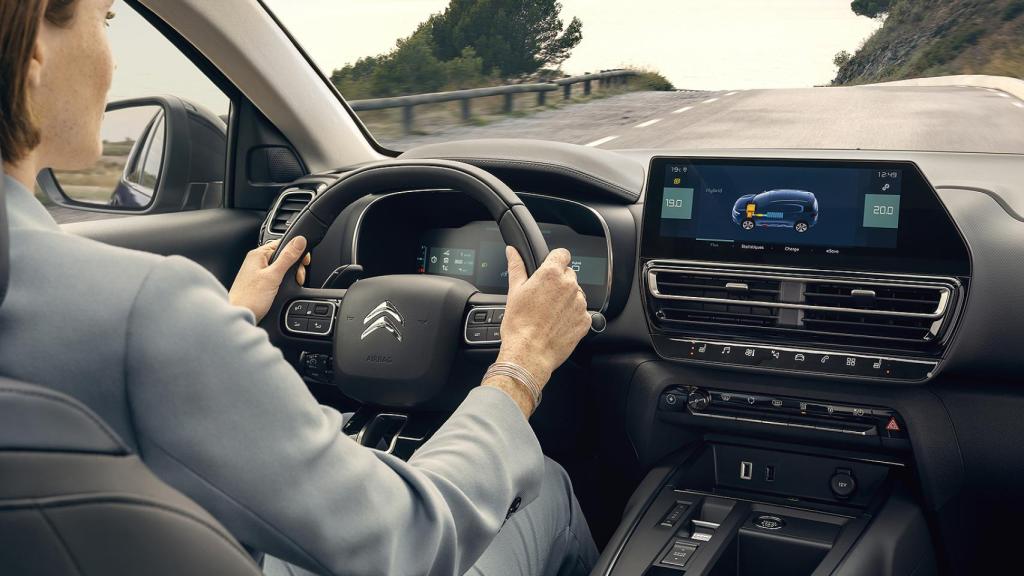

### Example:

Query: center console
xmin=600 ymin=440 xmax=934 ymax=576
xmin=596 ymin=156 xmax=971 ymax=575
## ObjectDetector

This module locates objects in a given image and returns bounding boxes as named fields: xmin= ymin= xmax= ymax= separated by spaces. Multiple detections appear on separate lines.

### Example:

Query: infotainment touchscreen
xmin=658 ymin=162 xmax=900 ymax=250
xmin=641 ymin=157 xmax=970 ymax=275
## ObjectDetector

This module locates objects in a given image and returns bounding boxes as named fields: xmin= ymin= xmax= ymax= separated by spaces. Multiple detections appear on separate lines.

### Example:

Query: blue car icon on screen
xmin=732 ymin=189 xmax=819 ymax=233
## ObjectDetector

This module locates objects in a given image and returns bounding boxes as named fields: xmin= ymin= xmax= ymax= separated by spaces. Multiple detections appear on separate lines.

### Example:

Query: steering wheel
xmin=261 ymin=159 xmax=550 ymax=407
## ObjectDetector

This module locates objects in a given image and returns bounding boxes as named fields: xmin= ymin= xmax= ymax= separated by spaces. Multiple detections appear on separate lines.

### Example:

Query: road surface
xmin=48 ymin=84 xmax=1024 ymax=224
xmin=385 ymin=84 xmax=1024 ymax=154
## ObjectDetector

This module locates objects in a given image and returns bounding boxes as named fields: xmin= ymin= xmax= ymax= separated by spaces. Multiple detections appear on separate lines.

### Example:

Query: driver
xmin=0 ymin=1 xmax=599 ymax=575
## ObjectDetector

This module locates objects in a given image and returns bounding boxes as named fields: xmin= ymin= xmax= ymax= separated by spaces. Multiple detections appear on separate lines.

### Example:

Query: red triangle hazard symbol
xmin=886 ymin=417 xmax=901 ymax=432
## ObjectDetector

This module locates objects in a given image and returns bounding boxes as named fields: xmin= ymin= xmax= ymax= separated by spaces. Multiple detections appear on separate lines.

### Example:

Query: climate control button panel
xmin=660 ymin=386 xmax=909 ymax=448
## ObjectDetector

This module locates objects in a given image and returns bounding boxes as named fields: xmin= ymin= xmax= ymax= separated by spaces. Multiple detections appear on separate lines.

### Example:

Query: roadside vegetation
xmin=329 ymin=0 xmax=673 ymax=141
xmin=833 ymin=0 xmax=1024 ymax=85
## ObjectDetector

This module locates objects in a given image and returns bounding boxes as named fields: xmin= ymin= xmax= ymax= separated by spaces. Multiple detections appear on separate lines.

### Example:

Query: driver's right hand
xmin=487 ymin=246 xmax=592 ymax=412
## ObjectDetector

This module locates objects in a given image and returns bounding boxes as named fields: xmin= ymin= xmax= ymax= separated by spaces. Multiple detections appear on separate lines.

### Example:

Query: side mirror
xmin=37 ymin=96 xmax=227 ymax=215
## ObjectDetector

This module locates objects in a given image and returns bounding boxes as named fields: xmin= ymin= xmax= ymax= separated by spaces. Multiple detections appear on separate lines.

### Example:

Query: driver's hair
xmin=0 ymin=0 xmax=78 ymax=163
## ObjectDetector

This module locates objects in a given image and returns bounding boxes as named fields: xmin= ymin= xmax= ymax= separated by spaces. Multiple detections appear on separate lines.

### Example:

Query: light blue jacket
xmin=0 ymin=175 xmax=544 ymax=575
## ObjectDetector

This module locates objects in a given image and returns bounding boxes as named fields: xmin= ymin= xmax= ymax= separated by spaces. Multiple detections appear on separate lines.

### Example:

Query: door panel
xmin=63 ymin=209 xmax=263 ymax=287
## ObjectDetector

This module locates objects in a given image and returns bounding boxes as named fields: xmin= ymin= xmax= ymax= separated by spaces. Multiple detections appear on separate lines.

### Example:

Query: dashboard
xmin=264 ymin=142 xmax=1024 ymax=385
xmin=263 ymin=139 xmax=1024 ymax=575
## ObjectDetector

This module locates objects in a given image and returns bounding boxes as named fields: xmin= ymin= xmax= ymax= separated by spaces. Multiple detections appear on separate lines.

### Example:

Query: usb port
xmin=740 ymin=461 xmax=753 ymax=480
xmin=765 ymin=465 xmax=775 ymax=482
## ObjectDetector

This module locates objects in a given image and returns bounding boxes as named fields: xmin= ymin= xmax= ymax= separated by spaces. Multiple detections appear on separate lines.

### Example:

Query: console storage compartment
xmin=598 ymin=441 xmax=935 ymax=576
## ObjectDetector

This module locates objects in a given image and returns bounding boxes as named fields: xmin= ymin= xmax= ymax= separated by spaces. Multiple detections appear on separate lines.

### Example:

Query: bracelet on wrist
xmin=483 ymin=361 xmax=542 ymax=409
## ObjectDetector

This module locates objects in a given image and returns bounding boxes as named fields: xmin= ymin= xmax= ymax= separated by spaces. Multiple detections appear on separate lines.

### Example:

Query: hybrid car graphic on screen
xmin=731 ymin=189 xmax=820 ymax=233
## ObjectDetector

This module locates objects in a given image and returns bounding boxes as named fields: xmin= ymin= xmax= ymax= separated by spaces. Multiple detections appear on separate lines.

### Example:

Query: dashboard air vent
xmin=650 ymin=269 xmax=782 ymax=330
xmin=801 ymin=281 xmax=949 ymax=344
xmin=646 ymin=264 xmax=960 ymax=355
xmin=265 ymin=188 xmax=315 ymax=237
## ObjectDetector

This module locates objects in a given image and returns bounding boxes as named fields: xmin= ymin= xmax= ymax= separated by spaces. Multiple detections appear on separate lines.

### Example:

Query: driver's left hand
xmin=229 ymin=237 xmax=310 ymax=323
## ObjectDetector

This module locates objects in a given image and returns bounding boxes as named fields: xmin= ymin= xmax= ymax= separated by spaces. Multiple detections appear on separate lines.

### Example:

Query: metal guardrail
xmin=349 ymin=69 xmax=637 ymax=135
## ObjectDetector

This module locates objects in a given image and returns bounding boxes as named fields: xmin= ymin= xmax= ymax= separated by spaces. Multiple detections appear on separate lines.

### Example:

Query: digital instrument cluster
xmin=416 ymin=220 xmax=609 ymax=309
xmin=355 ymin=192 xmax=612 ymax=310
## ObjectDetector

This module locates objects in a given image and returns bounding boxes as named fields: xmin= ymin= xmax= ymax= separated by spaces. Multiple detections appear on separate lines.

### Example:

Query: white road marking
xmin=995 ymin=92 xmax=1011 ymax=98
xmin=725 ymin=91 xmax=738 ymax=96
xmin=985 ymin=88 xmax=1000 ymax=93
xmin=585 ymin=135 xmax=619 ymax=147
xmin=635 ymin=118 xmax=663 ymax=128
xmin=702 ymin=97 xmax=719 ymax=104
xmin=672 ymin=106 xmax=694 ymax=114
xmin=1014 ymin=102 xmax=1024 ymax=108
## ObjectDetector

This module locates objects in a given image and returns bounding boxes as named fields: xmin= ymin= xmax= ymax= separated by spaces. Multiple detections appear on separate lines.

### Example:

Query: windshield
xmin=264 ymin=0 xmax=1024 ymax=154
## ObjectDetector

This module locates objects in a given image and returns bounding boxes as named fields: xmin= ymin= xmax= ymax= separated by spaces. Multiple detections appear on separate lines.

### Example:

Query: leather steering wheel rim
xmin=269 ymin=159 xmax=550 ymax=276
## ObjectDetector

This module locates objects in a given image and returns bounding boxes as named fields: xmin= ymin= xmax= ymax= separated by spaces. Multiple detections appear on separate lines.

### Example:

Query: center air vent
xmin=801 ymin=280 xmax=949 ymax=344
xmin=261 ymin=188 xmax=315 ymax=242
xmin=646 ymin=263 xmax=960 ymax=355
xmin=649 ymin=269 xmax=783 ymax=329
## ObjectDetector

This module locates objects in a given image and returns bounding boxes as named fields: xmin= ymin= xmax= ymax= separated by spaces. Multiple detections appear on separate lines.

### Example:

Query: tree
xmin=851 ymin=0 xmax=893 ymax=18
xmin=330 ymin=26 xmax=488 ymax=98
xmin=369 ymin=29 xmax=448 ymax=97
xmin=833 ymin=50 xmax=853 ymax=69
xmin=430 ymin=0 xmax=583 ymax=77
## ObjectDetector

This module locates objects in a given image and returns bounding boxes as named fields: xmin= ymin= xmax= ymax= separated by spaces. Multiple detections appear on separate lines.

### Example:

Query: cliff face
xmin=834 ymin=0 xmax=1024 ymax=85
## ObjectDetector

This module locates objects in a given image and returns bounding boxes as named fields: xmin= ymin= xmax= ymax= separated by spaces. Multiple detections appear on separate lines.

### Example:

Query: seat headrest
xmin=0 ymin=154 xmax=8 ymax=310
xmin=0 ymin=378 xmax=129 ymax=454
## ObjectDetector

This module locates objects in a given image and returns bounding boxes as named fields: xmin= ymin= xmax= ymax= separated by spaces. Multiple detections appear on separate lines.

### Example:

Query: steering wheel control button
xmin=753 ymin=515 xmax=786 ymax=530
xmin=830 ymin=468 xmax=857 ymax=498
xmin=284 ymin=300 xmax=337 ymax=337
xmin=463 ymin=307 xmax=505 ymax=346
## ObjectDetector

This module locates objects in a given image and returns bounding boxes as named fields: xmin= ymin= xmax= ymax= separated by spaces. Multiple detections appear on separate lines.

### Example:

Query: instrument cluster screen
xmin=420 ymin=247 xmax=476 ymax=277
xmin=418 ymin=221 xmax=608 ymax=309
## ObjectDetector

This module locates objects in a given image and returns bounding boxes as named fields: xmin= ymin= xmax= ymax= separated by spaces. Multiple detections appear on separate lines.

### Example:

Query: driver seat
xmin=0 ymin=158 xmax=261 ymax=575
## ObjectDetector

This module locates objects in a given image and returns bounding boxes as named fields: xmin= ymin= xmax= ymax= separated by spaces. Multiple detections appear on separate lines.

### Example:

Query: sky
xmin=263 ymin=0 xmax=882 ymax=91
xmin=102 ymin=0 xmax=881 ymax=135
xmin=106 ymin=1 xmax=230 ymax=117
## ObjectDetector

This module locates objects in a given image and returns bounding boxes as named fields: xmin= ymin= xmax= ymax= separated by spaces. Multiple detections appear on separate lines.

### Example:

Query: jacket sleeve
xmin=124 ymin=255 xmax=544 ymax=576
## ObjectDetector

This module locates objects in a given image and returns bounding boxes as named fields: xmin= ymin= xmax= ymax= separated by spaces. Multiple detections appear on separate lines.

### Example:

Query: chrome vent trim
xmin=261 ymin=188 xmax=315 ymax=242
xmin=645 ymin=261 xmax=961 ymax=351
